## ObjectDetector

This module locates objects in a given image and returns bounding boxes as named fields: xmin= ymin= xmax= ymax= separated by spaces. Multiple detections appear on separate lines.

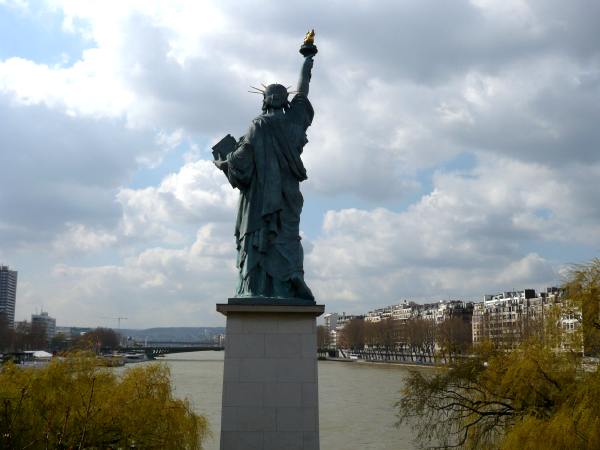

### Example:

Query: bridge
xmin=121 ymin=342 xmax=224 ymax=359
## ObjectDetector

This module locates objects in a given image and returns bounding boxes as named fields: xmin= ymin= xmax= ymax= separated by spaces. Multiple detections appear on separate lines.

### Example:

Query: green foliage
xmin=397 ymin=340 xmax=599 ymax=449
xmin=564 ymin=258 xmax=600 ymax=355
xmin=0 ymin=354 xmax=208 ymax=449
xmin=501 ymin=367 xmax=600 ymax=450
xmin=397 ymin=259 xmax=600 ymax=449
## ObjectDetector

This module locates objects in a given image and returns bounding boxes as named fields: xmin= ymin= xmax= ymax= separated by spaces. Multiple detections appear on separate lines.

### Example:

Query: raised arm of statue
xmin=297 ymin=30 xmax=317 ymax=96
xmin=297 ymin=56 xmax=314 ymax=96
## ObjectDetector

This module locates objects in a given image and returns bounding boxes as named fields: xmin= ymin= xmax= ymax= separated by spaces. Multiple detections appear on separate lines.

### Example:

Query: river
xmin=153 ymin=351 xmax=422 ymax=450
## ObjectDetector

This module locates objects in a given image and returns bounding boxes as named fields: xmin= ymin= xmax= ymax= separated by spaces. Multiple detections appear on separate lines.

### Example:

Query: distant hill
xmin=117 ymin=327 xmax=225 ymax=343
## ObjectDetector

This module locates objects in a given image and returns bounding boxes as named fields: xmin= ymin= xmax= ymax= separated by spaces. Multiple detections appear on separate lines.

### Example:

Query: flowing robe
xmin=225 ymin=94 xmax=314 ymax=299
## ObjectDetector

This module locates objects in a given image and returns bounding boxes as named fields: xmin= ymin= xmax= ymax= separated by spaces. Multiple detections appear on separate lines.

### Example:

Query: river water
xmin=155 ymin=351 xmax=421 ymax=450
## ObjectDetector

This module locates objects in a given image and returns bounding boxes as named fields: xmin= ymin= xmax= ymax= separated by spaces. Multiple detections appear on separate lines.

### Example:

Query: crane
xmin=101 ymin=316 xmax=128 ymax=330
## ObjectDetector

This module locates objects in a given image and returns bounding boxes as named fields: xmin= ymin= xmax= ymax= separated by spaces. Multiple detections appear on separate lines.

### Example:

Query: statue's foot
xmin=290 ymin=275 xmax=314 ymax=301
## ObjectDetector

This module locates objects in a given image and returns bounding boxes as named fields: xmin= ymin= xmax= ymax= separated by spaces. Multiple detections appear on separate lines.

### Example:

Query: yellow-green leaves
xmin=0 ymin=354 xmax=208 ymax=449
xmin=397 ymin=259 xmax=600 ymax=450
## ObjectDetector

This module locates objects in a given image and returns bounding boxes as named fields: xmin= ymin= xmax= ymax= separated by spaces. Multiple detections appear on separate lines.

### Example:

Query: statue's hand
xmin=213 ymin=157 xmax=228 ymax=172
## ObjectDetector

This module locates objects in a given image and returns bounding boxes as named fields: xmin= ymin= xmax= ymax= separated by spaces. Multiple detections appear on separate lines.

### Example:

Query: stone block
xmin=276 ymin=407 xmax=317 ymax=432
xmin=223 ymin=358 xmax=241 ymax=382
xmin=221 ymin=406 xmax=237 ymax=432
xmin=222 ymin=406 xmax=276 ymax=432
xmin=220 ymin=431 xmax=262 ymax=450
xmin=237 ymin=406 xmax=277 ymax=432
xmin=227 ymin=334 xmax=265 ymax=358
xmin=265 ymin=333 xmax=301 ymax=358
xmin=263 ymin=432 xmax=303 ymax=450
xmin=222 ymin=382 xmax=263 ymax=407
xmin=277 ymin=358 xmax=316 ymax=382
xmin=243 ymin=315 xmax=279 ymax=333
xmin=226 ymin=315 xmax=245 ymax=334
xmin=263 ymin=382 xmax=302 ymax=407
xmin=239 ymin=358 xmax=278 ymax=383
xmin=278 ymin=317 xmax=315 ymax=334
xmin=302 ymin=406 xmax=319 ymax=432
xmin=303 ymin=432 xmax=319 ymax=450
xmin=300 ymin=333 xmax=317 ymax=358
xmin=301 ymin=383 xmax=318 ymax=407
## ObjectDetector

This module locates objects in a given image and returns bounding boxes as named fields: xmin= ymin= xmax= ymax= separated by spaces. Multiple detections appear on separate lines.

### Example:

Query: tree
xmin=50 ymin=332 xmax=69 ymax=352
xmin=317 ymin=325 xmax=331 ymax=349
xmin=380 ymin=318 xmax=397 ymax=350
xmin=397 ymin=341 xmax=584 ymax=449
xmin=364 ymin=320 xmax=380 ymax=349
xmin=0 ymin=354 xmax=208 ymax=449
xmin=564 ymin=258 xmax=600 ymax=355
xmin=73 ymin=327 xmax=121 ymax=352
xmin=397 ymin=259 xmax=600 ymax=449
xmin=0 ymin=314 xmax=15 ymax=352
xmin=364 ymin=319 xmax=397 ymax=351
xmin=339 ymin=318 xmax=365 ymax=351
xmin=405 ymin=318 xmax=435 ymax=362
xmin=436 ymin=317 xmax=472 ymax=363
xmin=27 ymin=321 xmax=48 ymax=350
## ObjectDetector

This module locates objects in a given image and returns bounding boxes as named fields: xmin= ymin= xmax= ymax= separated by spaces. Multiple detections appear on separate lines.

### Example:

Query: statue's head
xmin=249 ymin=83 xmax=291 ymax=112
xmin=262 ymin=84 xmax=290 ymax=112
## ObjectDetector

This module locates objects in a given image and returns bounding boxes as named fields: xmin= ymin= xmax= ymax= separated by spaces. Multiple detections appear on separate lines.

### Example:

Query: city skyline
xmin=1 ymin=1 xmax=600 ymax=327
xmin=9 ymin=276 xmax=568 ymax=330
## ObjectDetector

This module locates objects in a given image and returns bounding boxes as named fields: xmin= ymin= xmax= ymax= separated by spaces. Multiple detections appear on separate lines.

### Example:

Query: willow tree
xmin=0 ymin=354 xmax=208 ymax=449
xmin=397 ymin=259 xmax=600 ymax=449
xmin=564 ymin=258 xmax=600 ymax=355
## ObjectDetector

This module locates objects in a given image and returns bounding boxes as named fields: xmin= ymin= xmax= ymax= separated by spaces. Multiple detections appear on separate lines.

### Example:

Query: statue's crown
xmin=263 ymin=84 xmax=289 ymax=108
xmin=249 ymin=83 xmax=291 ymax=110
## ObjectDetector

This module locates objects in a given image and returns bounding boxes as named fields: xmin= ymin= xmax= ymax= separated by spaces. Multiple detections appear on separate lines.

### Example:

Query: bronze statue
xmin=213 ymin=31 xmax=318 ymax=302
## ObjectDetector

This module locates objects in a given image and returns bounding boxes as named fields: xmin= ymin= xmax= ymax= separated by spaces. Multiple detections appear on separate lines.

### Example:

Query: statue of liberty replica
xmin=213 ymin=30 xmax=318 ymax=303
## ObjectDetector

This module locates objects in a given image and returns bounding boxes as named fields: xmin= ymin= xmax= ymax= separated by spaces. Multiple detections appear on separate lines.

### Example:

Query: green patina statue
xmin=213 ymin=31 xmax=318 ymax=303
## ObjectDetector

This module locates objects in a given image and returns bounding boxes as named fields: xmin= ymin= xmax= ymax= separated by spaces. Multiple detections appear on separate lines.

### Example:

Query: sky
xmin=1 ymin=0 xmax=599 ymax=328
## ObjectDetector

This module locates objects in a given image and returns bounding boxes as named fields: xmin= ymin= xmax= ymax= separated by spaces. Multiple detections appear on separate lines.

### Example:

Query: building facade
xmin=471 ymin=288 xmax=577 ymax=348
xmin=31 ymin=311 xmax=56 ymax=342
xmin=328 ymin=300 xmax=474 ymax=350
xmin=324 ymin=313 xmax=364 ymax=349
xmin=364 ymin=300 xmax=474 ymax=326
xmin=0 ymin=265 xmax=18 ymax=328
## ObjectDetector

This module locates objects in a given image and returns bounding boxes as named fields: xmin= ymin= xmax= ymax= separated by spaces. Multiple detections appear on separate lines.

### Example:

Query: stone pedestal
xmin=217 ymin=301 xmax=325 ymax=450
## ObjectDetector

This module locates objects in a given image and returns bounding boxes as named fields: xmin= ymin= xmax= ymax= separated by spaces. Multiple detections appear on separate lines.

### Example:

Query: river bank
xmin=323 ymin=356 xmax=439 ymax=370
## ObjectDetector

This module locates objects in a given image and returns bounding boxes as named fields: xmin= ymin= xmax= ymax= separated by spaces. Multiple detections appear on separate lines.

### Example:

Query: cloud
xmin=41 ymin=224 xmax=236 ymax=327
xmin=306 ymin=155 xmax=600 ymax=312
xmin=116 ymin=160 xmax=237 ymax=242
xmin=1 ymin=1 xmax=599 ymax=325
xmin=0 ymin=96 xmax=168 ymax=250
xmin=2 ymin=0 xmax=598 ymax=198
xmin=52 ymin=223 xmax=117 ymax=254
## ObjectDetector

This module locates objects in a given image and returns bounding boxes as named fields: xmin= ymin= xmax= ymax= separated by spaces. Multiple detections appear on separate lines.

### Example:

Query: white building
xmin=323 ymin=312 xmax=365 ymax=348
xmin=323 ymin=313 xmax=338 ymax=331
xmin=391 ymin=301 xmax=413 ymax=321
xmin=471 ymin=288 xmax=579 ymax=348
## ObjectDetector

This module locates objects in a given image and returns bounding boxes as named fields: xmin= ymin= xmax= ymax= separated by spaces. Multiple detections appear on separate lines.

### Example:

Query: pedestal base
xmin=217 ymin=302 xmax=325 ymax=450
